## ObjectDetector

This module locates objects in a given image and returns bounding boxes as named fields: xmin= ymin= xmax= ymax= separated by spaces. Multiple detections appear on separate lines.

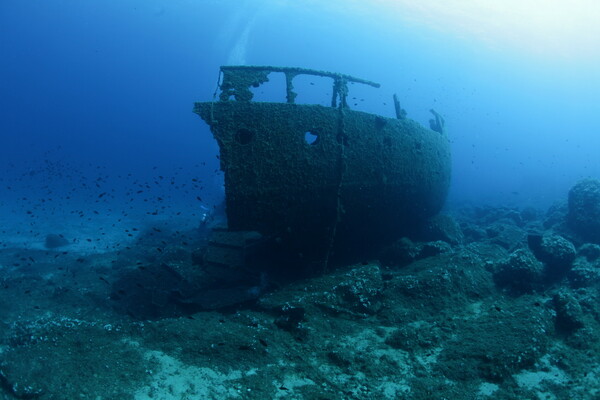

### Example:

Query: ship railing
xmin=216 ymin=65 xmax=380 ymax=109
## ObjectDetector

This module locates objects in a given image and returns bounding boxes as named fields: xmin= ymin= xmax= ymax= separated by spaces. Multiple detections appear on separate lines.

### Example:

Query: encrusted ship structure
xmin=194 ymin=66 xmax=451 ymax=274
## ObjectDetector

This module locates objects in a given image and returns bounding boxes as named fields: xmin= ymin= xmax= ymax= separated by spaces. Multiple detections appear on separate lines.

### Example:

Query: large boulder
xmin=418 ymin=214 xmax=464 ymax=245
xmin=578 ymin=243 xmax=600 ymax=261
xmin=568 ymin=243 xmax=600 ymax=288
xmin=568 ymin=258 xmax=600 ymax=289
xmin=486 ymin=222 xmax=526 ymax=251
xmin=528 ymin=233 xmax=576 ymax=280
xmin=544 ymin=202 xmax=568 ymax=230
xmin=493 ymin=249 xmax=543 ymax=294
xmin=553 ymin=291 xmax=585 ymax=334
xmin=568 ymin=178 xmax=600 ymax=243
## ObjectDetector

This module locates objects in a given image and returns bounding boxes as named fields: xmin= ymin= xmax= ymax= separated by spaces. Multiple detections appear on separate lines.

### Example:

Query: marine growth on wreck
xmin=195 ymin=66 xmax=452 ymax=272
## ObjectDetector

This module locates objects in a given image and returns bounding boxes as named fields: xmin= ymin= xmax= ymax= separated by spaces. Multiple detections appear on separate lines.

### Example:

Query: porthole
xmin=304 ymin=131 xmax=319 ymax=145
xmin=235 ymin=128 xmax=255 ymax=145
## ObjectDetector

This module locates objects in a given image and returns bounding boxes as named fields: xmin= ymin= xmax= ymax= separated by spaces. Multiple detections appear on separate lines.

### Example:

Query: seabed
xmin=0 ymin=203 xmax=599 ymax=400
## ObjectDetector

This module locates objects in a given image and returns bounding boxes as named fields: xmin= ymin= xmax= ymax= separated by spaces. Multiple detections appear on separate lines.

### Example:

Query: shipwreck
xmin=194 ymin=66 xmax=451 ymax=275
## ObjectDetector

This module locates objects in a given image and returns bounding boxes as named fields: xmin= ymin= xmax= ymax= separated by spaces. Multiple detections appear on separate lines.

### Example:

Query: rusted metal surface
xmin=195 ymin=66 xmax=451 ymax=270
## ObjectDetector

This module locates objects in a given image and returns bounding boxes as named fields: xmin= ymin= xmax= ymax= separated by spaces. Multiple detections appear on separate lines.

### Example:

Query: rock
xmin=379 ymin=239 xmax=452 ymax=268
xmin=417 ymin=241 xmax=453 ymax=258
xmin=493 ymin=249 xmax=543 ymax=294
xmin=578 ymin=243 xmax=600 ymax=262
xmin=419 ymin=214 xmax=464 ymax=245
xmin=0 ymin=367 xmax=45 ymax=399
xmin=460 ymin=223 xmax=486 ymax=242
xmin=520 ymin=207 xmax=539 ymax=223
xmin=503 ymin=209 xmax=524 ymax=227
xmin=110 ymin=256 xmax=265 ymax=318
xmin=155 ymin=246 xmax=191 ymax=266
xmin=527 ymin=233 xmax=543 ymax=253
xmin=472 ymin=205 xmax=497 ymax=221
xmin=384 ymin=324 xmax=442 ymax=351
xmin=568 ymin=264 xmax=600 ymax=289
xmin=553 ymin=291 xmax=585 ymax=334
xmin=471 ymin=206 xmax=521 ymax=225
xmin=567 ymin=257 xmax=600 ymax=289
xmin=543 ymin=202 xmax=567 ymax=230
xmin=529 ymin=234 xmax=576 ymax=279
xmin=436 ymin=300 xmax=551 ymax=382
xmin=274 ymin=305 xmax=306 ymax=334
xmin=326 ymin=350 xmax=352 ymax=369
xmin=568 ymin=178 xmax=600 ymax=243
xmin=378 ymin=237 xmax=420 ymax=267
xmin=386 ymin=247 xmax=495 ymax=314
xmin=486 ymin=222 xmax=526 ymax=250
xmin=110 ymin=264 xmax=189 ymax=319
xmin=191 ymin=247 xmax=206 ymax=266
xmin=329 ymin=265 xmax=384 ymax=315
xmin=258 ymin=263 xmax=385 ymax=319
xmin=44 ymin=234 xmax=69 ymax=249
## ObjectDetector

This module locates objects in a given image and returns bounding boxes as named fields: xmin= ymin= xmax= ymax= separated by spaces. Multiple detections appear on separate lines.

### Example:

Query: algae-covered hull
xmin=195 ymin=66 xmax=451 ymax=269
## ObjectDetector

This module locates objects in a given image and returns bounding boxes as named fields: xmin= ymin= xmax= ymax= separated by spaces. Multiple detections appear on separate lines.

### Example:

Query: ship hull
xmin=195 ymin=101 xmax=451 ymax=268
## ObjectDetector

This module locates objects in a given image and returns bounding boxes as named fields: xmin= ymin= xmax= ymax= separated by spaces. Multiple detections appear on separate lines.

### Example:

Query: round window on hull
xmin=235 ymin=128 xmax=255 ymax=145
xmin=304 ymin=131 xmax=319 ymax=145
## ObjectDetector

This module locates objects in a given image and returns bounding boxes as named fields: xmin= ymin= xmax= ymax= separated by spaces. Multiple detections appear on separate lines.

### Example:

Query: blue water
xmin=1 ymin=0 xmax=600 ymax=249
